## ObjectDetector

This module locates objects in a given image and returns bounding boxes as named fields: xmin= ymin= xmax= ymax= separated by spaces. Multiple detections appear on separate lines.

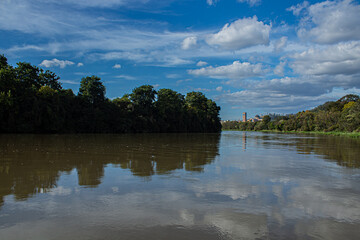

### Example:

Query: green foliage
xmin=78 ymin=76 xmax=105 ymax=105
xmin=0 ymin=54 xmax=8 ymax=68
xmin=156 ymin=89 xmax=186 ymax=132
xmin=112 ymin=94 xmax=132 ymax=111
xmin=338 ymin=94 xmax=360 ymax=103
xmin=343 ymin=101 xmax=355 ymax=111
xmin=185 ymin=92 xmax=221 ymax=132
xmin=0 ymin=54 xmax=221 ymax=133
xmin=222 ymin=95 xmax=360 ymax=133
xmin=129 ymin=85 xmax=157 ymax=132
xmin=15 ymin=62 xmax=42 ymax=91
xmin=39 ymin=70 xmax=62 ymax=91
xmin=130 ymin=85 xmax=156 ymax=108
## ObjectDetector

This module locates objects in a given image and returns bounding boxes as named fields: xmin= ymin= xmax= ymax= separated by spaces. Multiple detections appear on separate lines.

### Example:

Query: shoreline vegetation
xmin=0 ymin=54 xmax=221 ymax=133
xmin=223 ymin=129 xmax=360 ymax=138
xmin=222 ymin=94 xmax=360 ymax=138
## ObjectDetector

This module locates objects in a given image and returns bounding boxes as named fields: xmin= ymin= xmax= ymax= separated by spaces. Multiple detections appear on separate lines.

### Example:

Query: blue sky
xmin=1 ymin=0 xmax=360 ymax=120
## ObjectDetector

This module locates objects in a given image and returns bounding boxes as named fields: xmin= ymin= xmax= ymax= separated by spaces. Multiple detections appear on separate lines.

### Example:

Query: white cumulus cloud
xmin=290 ymin=41 xmax=360 ymax=76
xmin=220 ymin=86 xmax=357 ymax=112
xmin=113 ymin=64 xmax=122 ymax=69
xmin=39 ymin=58 xmax=74 ymax=68
xmin=295 ymin=0 xmax=360 ymax=44
xmin=188 ymin=61 xmax=265 ymax=80
xmin=181 ymin=36 xmax=197 ymax=50
xmin=206 ymin=16 xmax=271 ymax=50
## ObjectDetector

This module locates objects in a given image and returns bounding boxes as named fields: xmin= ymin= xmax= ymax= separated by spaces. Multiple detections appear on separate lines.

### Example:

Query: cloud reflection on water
xmin=0 ymin=132 xmax=360 ymax=239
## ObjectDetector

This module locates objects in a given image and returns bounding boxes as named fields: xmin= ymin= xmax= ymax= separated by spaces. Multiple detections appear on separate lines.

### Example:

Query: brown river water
xmin=0 ymin=132 xmax=360 ymax=239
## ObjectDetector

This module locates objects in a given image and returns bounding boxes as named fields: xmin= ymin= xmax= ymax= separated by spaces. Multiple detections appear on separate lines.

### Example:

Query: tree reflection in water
xmin=1 ymin=132 xmax=359 ymax=208
xmin=0 ymin=134 xmax=220 ymax=205
xmin=253 ymin=133 xmax=360 ymax=168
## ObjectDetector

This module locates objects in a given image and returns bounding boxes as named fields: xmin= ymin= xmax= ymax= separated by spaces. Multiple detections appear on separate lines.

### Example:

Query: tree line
xmin=222 ymin=94 xmax=360 ymax=133
xmin=0 ymin=55 xmax=221 ymax=133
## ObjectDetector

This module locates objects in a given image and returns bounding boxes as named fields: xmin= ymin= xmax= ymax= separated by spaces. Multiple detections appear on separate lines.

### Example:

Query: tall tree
xmin=78 ymin=76 xmax=106 ymax=105
xmin=39 ymin=70 xmax=62 ymax=91
xmin=129 ymin=85 xmax=157 ymax=132
xmin=156 ymin=88 xmax=185 ymax=132
xmin=15 ymin=62 xmax=41 ymax=91
xmin=185 ymin=91 xmax=221 ymax=132
xmin=0 ymin=54 xmax=8 ymax=69
xmin=130 ymin=85 xmax=156 ymax=117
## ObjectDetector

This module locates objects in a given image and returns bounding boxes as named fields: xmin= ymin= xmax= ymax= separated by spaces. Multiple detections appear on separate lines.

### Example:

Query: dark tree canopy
xmin=78 ymin=76 xmax=106 ymax=105
xmin=0 ymin=54 xmax=8 ymax=69
xmin=157 ymin=89 xmax=185 ymax=116
xmin=156 ymin=89 xmax=186 ymax=132
xmin=130 ymin=85 xmax=156 ymax=106
xmin=39 ymin=70 xmax=62 ymax=91
xmin=184 ymin=91 xmax=221 ymax=132
xmin=0 ymin=54 xmax=221 ymax=133
xmin=130 ymin=85 xmax=156 ymax=117
xmin=186 ymin=91 xmax=208 ymax=112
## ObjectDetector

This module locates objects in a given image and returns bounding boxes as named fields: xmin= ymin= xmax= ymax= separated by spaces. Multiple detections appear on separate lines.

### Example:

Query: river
xmin=0 ymin=132 xmax=360 ymax=239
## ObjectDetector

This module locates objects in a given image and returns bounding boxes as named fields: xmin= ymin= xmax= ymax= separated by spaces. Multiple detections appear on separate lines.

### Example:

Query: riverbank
xmin=222 ymin=129 xmax=360 ymax=138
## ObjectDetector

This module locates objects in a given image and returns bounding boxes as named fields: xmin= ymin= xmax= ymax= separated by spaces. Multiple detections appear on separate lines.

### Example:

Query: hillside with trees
xmin=0 ymin=55 xmax=221 ymax=133
xmin=222 ymin=94 xmax=360 ymax=133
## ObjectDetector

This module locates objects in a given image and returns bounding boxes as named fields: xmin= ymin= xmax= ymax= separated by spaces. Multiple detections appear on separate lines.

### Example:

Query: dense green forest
xmin=0 ymin=55 xmax=221 ymax=133
xmin=222 ymin=94 xmax=360 ymax=133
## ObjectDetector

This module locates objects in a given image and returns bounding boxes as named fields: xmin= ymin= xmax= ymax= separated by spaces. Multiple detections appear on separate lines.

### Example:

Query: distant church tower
xmin=242 ymin=112 xmax=247 ymax=122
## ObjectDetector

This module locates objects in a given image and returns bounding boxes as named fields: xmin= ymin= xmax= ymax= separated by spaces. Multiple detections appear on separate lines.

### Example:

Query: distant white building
xmin=246 ymin=114 xmax=263 ymax=122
